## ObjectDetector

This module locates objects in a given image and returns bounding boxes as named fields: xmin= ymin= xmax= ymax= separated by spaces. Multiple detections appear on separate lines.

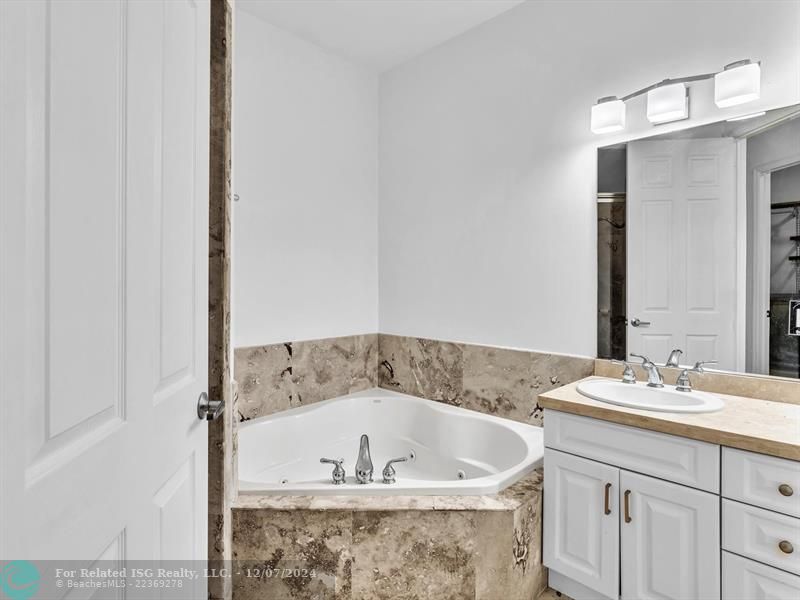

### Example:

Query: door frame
xmin=750 ymin=153 xmax=800 ymax=374
xmin=207 ymin=1 xmax=235 ymax=599
xmin=735 ymin=139 xmax=747 ymax=373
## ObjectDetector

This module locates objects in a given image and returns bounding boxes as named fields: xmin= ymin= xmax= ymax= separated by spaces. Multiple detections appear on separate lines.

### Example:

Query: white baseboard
xmin=549 ymin=571 xmax=617 ymax=600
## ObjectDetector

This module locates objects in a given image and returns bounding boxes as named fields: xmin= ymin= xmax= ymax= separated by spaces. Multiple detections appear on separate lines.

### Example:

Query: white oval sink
xmin=576 ymin=379 xmax=724 ymax=413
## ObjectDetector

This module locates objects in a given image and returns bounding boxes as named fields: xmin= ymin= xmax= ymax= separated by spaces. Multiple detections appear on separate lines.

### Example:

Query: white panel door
xmin=0 ymin=0 xmax=210 ymax=583
xmin=621 ymin=470 xmax=720 ymax=600
xmin=544 ymin=449 xmax=620 ymax=600
xmin=627 ymin=138 xmax=737 ymax=370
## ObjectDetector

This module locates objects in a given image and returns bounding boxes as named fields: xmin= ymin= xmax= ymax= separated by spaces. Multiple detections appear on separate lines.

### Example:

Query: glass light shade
xmin=714 ymin=62 xmax=760 ymax=108
xmin=591 ymin=98 xmax=626 ymax=134
xmin=646 ymin=83 xmax=688 ymax=124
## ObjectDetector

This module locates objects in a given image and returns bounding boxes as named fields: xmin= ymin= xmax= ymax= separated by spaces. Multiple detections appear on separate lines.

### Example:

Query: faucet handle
xmin=382 ymin=456 xmax=408 ymax=484
xmin=320 ymin=457 xmax=346 ymax=485
xmin=692 ymin=360 xmax=717 ymax=373
xmin=675 ymin=361 xmax=717 ymax=392
xmin=629 ymin=353 xmax=652 ymax=366
xmin=611 ymin=359 xmax=637 ymax=384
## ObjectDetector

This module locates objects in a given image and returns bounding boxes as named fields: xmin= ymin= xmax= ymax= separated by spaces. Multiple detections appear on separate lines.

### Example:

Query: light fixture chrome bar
xmin=618 ymin=73 xmax=716 ymax=103
xmin=597 ymin=60 xmax=760 ymax=105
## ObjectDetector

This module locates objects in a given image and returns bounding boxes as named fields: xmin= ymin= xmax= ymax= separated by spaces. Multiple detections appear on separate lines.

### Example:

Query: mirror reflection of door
xmin=627 ymin=139 xmax=738 ymax=371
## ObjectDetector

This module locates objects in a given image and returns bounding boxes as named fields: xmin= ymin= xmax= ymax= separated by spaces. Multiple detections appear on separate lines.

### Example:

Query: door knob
xmin=631 ymin=318 xmax=651 ymax=327
xmin=197 ymin=392 xmax=224 ymax=421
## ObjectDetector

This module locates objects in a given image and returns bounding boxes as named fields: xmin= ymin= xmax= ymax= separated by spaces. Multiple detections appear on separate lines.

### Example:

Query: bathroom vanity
xmin=539 ymin=378 xmax=800 ymax=600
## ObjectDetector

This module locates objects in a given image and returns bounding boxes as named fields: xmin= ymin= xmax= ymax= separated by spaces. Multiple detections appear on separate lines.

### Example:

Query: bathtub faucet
xmin=355 ymin=434 xmax=373 ymax=484
xmin=320 ymin=457 xmax=346 ymax=485
xmin=382 ymin=457 xmax=408 ymax=484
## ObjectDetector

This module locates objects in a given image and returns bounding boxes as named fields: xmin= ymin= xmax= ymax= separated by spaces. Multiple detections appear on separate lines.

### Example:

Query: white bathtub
xmin=238 ymin=388 xmax=544 ymax=495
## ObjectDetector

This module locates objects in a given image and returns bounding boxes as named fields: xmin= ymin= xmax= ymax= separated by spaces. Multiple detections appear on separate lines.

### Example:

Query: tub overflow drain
xmin=456 ymin=470 xmax=466 ymax=480
xmin=280 ymin=479 xmax=289 ymax=485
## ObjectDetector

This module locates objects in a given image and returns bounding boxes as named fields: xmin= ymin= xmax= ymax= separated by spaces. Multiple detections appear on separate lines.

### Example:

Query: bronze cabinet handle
xmin=779 ymin=484 xmax=794 ymax=497
xmin=779 ymin=540 xmax=794 ymax=554
xmin=604 ymin=483 xmax=612 ymax=515
xmin=624 ymin=490 xmax=632 ymax=523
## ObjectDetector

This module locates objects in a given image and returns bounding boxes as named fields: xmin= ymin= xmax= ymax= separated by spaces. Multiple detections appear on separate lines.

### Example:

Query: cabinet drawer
xmin=722 ymin=447 xmax=800 ymax=518
xmin=722 ymin=499 xmax=800 ymax=575
xmin=544 ymin=410 xmax=719 ymax=493
xmin=723 ymin=551 xmax=800 ymax=600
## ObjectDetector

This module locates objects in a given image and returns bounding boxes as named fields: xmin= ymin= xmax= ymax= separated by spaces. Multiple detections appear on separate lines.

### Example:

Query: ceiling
xmin=236 ymin=0 xmax=526 ymax=73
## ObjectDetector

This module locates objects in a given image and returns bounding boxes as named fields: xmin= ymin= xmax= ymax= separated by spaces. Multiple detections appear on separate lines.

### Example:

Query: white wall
xmin=233 ymin=9 xmax=378 ymax=347
xmin=378 ymin=0 xmax=800 ymax=357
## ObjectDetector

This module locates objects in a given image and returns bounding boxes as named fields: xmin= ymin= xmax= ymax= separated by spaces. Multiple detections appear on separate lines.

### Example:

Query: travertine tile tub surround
xmin=231 ymin=470 xmax=546 ymax=600
xmin=234 ymin=334 xmax=378 ymax=421
xmin=233 ymin=333 xmax=595 ymax=425
xmin=378 ymin=334 xmax=595 ymax=427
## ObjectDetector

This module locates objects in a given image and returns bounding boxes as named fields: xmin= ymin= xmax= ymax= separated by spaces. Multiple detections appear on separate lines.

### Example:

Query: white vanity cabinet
xmin=543 ymin=409 xmax=800 ymax=600
xmin=543 ymin=446 xmax=720 ymax=600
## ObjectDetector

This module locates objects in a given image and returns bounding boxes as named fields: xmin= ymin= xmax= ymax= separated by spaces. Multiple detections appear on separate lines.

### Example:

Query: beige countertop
xmin=539 ymin=377 xmax=800 ymax=460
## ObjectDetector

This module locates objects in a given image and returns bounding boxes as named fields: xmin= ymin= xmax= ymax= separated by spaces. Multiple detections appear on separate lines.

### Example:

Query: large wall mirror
xmin=597 ymin=104 xmax=800 ymax=378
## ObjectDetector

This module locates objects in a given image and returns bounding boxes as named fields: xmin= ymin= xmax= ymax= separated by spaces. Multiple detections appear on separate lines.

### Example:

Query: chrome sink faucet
xmin=630 ymin=353 xmax=664 ymax=388
xmin=355 ymin=434 xmax=373 ymax=484
xmin=675 ymin=361 xmax=717 ymax=392
xmin=665 ymin=349 xmax=683 ymax=368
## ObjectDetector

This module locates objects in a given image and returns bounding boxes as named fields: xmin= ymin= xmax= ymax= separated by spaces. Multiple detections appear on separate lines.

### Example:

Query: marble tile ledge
xmin=539 ymin=377 xmax=800 ymax=460
xmin=233 ymin=469 xmax=543 ymax=512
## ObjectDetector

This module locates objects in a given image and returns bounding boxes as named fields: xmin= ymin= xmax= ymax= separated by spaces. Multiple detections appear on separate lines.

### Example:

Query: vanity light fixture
xmin=591 ymin=59 xmax=761 ymax=134
xmin=714 ymin=60 xmax=761 ymax=108
xmin=646 ymin=82 xmax=688 ymax=124
xmin=590 ymin=96 xmax=626 ymax=134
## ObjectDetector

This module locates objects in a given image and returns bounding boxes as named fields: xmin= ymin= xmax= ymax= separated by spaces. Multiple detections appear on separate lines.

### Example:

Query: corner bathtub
xmin=238 ymin=388 xmax=544 ymax=495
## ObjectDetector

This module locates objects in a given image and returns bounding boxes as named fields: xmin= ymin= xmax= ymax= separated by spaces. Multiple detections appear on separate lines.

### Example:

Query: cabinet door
xmin=544 ymin=448 xmax=620 ymax=599
xmin=621 ymin=470 xmax=720 ymax=600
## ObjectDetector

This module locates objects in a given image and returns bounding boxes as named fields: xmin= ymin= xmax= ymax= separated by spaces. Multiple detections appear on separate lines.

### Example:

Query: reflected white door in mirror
xmin=543 ymin=411 xmax=800 ymax=600
xmin=627 ymin=138 xmax=738 ymax=371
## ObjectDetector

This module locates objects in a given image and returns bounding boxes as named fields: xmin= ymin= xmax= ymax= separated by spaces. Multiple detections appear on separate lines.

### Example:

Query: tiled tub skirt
xmin=231 ymin=470 xmax=546 ymax=600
